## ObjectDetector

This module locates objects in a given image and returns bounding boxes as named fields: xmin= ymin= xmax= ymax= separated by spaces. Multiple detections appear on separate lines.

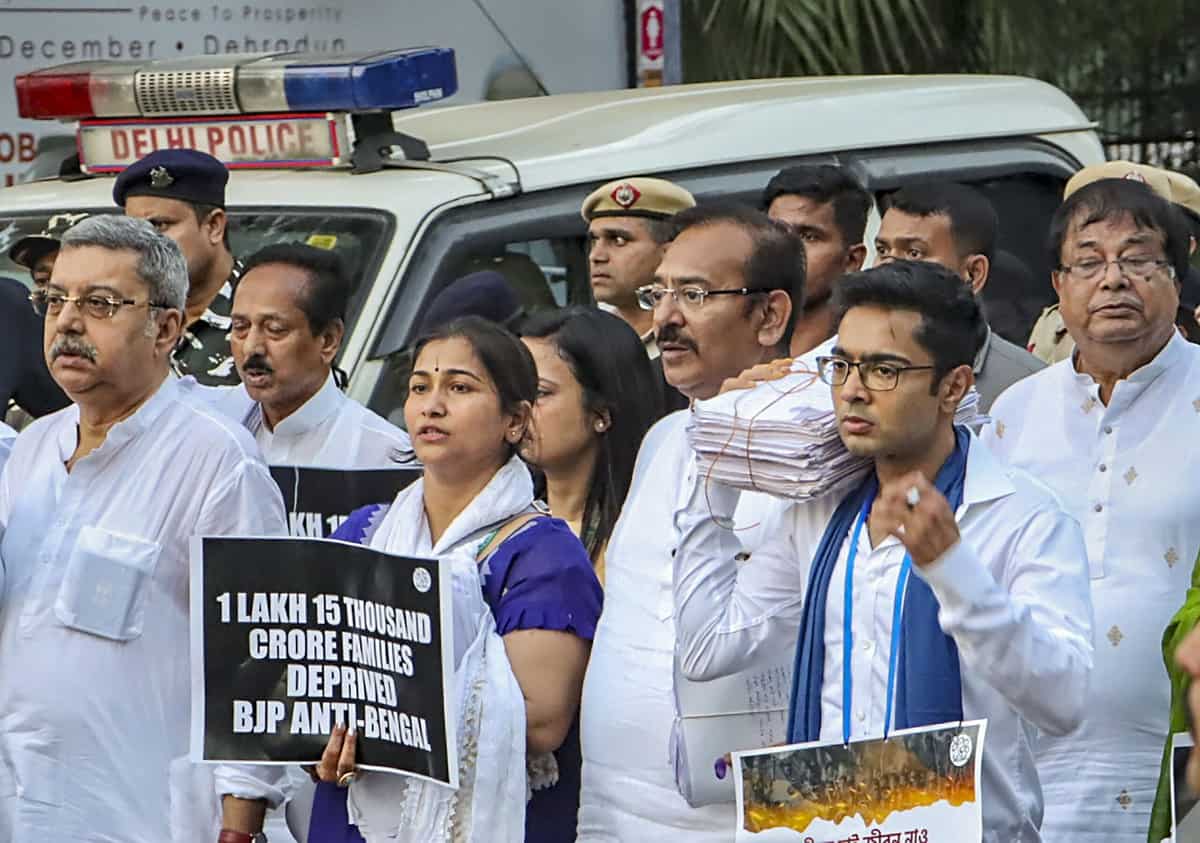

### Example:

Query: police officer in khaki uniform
xmin=582 ymin=177 xmax=695 ymax=356
xmin=1028 ymin=161 xmax=1200 ymax=363
xmin=115 ymin=149 xmax=243 ymax=385
xmin=582 ymin=176 xmax=695 ymax=411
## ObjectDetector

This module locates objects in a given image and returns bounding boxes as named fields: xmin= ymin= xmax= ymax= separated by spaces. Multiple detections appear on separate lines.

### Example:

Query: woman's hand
xmin=312 ymin=722 xmax=360 ymax=788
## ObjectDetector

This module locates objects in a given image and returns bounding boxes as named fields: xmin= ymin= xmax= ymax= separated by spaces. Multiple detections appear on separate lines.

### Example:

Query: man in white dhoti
xmin=576 ymin=203 xmax=800 ymax=841
xmin=981 ymin=176 xmax=1200 ymax=841
xmin=0 ymin=215 xmax=288 ymax=842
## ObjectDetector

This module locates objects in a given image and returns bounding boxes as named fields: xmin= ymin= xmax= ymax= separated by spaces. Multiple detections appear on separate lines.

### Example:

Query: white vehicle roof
xmin=403 ymin=74 xmax=1100 ymax=191
xmin=0 ymin=74 xmax=1099 ymax=217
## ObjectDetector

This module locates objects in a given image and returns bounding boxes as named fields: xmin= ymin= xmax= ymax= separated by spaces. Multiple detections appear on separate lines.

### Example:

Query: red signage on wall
xmin=640 ymin=4 xmax=664 ymax=62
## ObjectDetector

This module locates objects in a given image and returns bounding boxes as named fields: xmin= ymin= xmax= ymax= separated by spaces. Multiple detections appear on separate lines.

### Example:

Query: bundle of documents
xmin=688 ymin=362 xmax=983 ymax=501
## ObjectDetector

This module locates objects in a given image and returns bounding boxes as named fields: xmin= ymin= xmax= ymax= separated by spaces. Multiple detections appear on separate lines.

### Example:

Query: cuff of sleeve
xmin=912 ymin=539 xmax=998 ymax=610
xmin=214 ymin=763 xmax=287 ymax=809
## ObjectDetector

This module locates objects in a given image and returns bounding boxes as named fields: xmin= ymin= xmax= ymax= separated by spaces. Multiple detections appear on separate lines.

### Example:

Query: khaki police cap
xmin=1064 ymin=161 xmax=1200 ymax=219
xmin=581 ymin=177 xmax=695 ymax=222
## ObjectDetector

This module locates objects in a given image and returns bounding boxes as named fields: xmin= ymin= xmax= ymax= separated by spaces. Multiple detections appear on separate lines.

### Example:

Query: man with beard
xmin=117 ymin=149 xmax=243 ymax=385
xmin=762 ymin=165 xmax=870 ymax=356
xmin=212 ymin=243 xmax=410 ymax=465
xmin=0 ymin=215 xmax=287 ymax=841
xmin=672 ymin=260 xmax=1093 ymax=842
xmin=577 ymin=203 xmax=799 ymax=841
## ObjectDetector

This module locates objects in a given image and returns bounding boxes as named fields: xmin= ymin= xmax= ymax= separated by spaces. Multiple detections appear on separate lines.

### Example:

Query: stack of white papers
xmin=688 ymin=363 xmax=983 ymax=501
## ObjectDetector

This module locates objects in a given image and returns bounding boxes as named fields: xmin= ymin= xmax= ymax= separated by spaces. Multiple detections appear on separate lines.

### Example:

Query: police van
xmin=0 ymin=48 xmax=1103 ymax=422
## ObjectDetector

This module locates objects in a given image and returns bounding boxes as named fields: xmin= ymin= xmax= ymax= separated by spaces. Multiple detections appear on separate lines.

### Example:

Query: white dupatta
xmin=344 ymin=456 xmax=531 ymax=842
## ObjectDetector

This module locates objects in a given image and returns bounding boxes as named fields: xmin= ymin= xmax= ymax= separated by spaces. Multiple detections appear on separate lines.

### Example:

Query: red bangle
xmin=217 ymin=831 xmax=255 ymax=843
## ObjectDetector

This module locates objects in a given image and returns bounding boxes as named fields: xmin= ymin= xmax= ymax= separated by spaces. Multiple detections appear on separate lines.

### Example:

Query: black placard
xmin=189 ymin=536 xmax=455 ymax=785
xmin=269 ymin=466 xmax=421 ymax=538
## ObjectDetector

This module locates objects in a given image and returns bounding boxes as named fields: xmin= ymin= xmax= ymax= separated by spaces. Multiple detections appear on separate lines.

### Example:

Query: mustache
xmin=656 ymin=325 xmax=697 ymax=350
xmin=1090 ymin=296 xmax=1143 ymax=313
xmin=49 ymin=334 xmax=98 ymax=362
xmin=242 ymin=354 xmax=274 ymax=373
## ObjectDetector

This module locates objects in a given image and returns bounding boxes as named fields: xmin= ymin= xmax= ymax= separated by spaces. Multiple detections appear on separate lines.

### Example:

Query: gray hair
xmin=60 ymin=215 xmax=189 ymax=310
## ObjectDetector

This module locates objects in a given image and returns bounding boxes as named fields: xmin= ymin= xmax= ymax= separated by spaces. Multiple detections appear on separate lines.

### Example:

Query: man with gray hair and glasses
xmin=0 ymin=215 xmax=288 ymax=842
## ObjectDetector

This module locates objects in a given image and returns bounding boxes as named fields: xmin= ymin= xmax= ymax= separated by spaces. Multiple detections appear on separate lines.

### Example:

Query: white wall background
xmin=0 ymin=0 xmax=628 ymax=184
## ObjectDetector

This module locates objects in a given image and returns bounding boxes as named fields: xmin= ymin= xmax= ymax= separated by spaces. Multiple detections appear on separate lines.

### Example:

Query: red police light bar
xmin=16 ymin=70 xmax=95 ymax=120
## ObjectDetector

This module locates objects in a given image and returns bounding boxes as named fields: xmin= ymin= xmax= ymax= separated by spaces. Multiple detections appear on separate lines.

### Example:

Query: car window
xmin=0 ymin=207 xmax=392 ymax=340
xmin=971 ymin=173 xmax=1066 ymax=345
xmin=444 ymin=235 xmax=590 ymax=315
xmin=369 ymin=226 xmax=590 ymax=427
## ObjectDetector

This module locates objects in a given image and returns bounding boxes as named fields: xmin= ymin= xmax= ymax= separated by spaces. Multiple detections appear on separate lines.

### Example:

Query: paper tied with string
xmin=688 ymin=358 xmax=985 ymax=502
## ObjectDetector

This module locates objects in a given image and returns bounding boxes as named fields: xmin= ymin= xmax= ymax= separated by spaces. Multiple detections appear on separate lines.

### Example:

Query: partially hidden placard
xmin=733 ymin=720 xmax=986 ymax=843
xmin=269 ymin=465 xmax=421 ymax=539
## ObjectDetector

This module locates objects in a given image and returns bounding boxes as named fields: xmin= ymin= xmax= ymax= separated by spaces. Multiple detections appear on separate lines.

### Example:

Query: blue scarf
xmin=786 ymin=426 xmax=970 ymax=743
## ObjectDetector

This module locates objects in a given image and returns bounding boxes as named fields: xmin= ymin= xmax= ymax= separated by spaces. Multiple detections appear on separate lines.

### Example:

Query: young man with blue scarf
xmin=672 ymin=260 xmax=1094 ymax=842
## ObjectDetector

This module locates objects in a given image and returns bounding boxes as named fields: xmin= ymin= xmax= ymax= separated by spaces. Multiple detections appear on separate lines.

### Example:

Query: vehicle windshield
xmin=0 ymin=207 xmax=392 ymax=336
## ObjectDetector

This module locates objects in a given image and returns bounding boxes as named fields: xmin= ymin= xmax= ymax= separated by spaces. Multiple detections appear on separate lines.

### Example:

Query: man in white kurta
xmin=675 ymin=429 xmax=1092 ymax=842
xmin=577 ymin=205 xmax=800 ymax=840
xmin=212 ymin=242 xmax=412 ymax=842
xmin=219 ymin=242 xmax=412 ymax=467
xmin=674 ymin=260 xmax=1093 ymax=842
xmin=981 ymin=176 xmax=1200 ymax=841
xmin=214 ymin=371 xmax=411 ymax=467
xmin=0 ymin=215 xmax=288 ymax=842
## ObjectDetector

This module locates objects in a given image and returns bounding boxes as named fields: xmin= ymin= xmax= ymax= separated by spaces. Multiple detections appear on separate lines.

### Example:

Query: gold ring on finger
xmin=337 ymin=771 xmax=357 ymax=788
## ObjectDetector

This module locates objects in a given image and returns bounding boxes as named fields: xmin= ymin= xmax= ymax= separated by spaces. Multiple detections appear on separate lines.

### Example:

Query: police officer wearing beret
xmin=582 ymin=176 xmax=695 ymax=411
xmin=115 ymin=149 xmax=243 ymax=385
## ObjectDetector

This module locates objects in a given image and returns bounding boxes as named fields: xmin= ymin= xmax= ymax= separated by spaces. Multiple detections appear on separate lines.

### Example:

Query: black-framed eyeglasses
xmin=816 ymin=355 xmax=936 ymax=392
xmin=29 ymin=289 xmax=165 ymax=320
xmin=1058 ymin=256 xmax=1174 ymax=283
xmin=635 ymin=284 xmax=762 ymax=311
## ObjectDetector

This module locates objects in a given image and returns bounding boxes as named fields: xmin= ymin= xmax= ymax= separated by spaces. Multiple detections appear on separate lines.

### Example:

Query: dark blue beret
xmin=419 ymin=271 xmax=523 ymax=334
xmin=113 ymin=149 xmax=229 ymax=208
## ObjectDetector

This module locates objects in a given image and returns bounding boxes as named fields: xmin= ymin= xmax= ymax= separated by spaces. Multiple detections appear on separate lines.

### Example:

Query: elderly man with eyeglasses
xmin=981 ymin=177 xmax=1200 ymax=843
xmin=0 ymin=215 xmax=288 ymax=843
xmin=577 ymin=202 xmax=799 ymax=841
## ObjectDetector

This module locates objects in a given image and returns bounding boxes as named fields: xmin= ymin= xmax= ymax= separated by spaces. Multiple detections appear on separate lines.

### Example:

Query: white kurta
xmin=0 ymin=376 xmax=288 ymax=842
xmin=577 ymin=410 xmax=778 ymax=841
xmin=982 ymin=332 xmax=1200 ymax=841
xmin=0 ymin=421 xmax=15 ymax=479
xmin=211 ymin=372 xmax=412 ymax=467
xmin=673 ymin=434 xmax=1094 ymax=842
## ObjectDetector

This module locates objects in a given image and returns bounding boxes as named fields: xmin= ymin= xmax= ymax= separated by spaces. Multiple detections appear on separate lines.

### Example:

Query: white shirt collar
xmin=56 ymin=374 xmax=178 ymax=463
xmin=1069 ymin=330 xmax=1184 ymax=398
xmin=961 ymin=431 xmax=1015 ymax=509
xmin=266 ymin=371 xmax=341 ymax=438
